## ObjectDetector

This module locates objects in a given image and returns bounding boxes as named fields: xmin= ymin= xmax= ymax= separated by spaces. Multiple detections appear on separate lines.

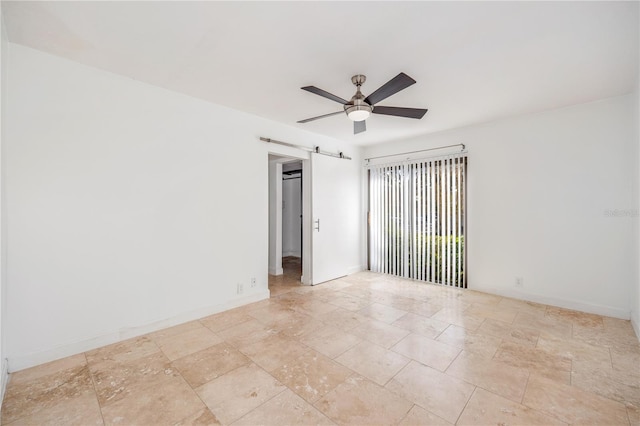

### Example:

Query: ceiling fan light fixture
xmin=345 ymin=104 xmax=372 ymax=121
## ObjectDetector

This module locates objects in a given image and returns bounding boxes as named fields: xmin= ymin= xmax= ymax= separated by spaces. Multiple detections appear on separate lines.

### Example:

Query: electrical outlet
xmin=515 ymin=277 xmax=524 ymax=288
xmin=250 ymin=277 xmax=256 ymax=288
xmin=237 ymin=283 xmax=244 ymax=294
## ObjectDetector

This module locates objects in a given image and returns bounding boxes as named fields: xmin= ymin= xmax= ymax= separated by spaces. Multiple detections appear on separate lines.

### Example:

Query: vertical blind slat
xmin=429 ymin=160 xmax=435 ymax=283
xmin=392 ymin=166 xmax=396 ymax=276
xmin=373 ymin=168 xmax=377 ymax=272
xmin=419 ymin=162 xmax=424 ymax=282
xmin=379 ymin=167 xmax=383 ymax=272
xmin=383 ymin=167 xmax=388 ymax=274
xmin=456 ymin=158 xmax=462 ymax=287
xmin=386 ymin=166 xmax=390 ymax=275
xmin=426 ymin=161 xmax=430 ymax=282
xmin=462 ymin=158 xmax=467 ymax=288
xmin=440 ymin=160 xmax=444 ymax=285
xmin=404 ymin=164 xmax=410 ymax=278
xmin=370 ymin=169 xmax=375 ymax=271
xmin=447 ymin=158 xmax=452 ymax=285
xmin=401 ymin=165 xmax=404 ymax=277
xmin=412 ymin=164 xmax=417 ymax=280
xmin=371 ymin=168 xmax=376 ymax=271
xmin=443 ymin=158 xmax=448 ymax=285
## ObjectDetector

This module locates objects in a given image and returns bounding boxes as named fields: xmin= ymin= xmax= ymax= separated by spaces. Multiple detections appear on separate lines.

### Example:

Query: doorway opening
xmin=281 ymin=161 xmax=302 ymax=279
xmin=268 ymin=154 xmax=309 ymax=296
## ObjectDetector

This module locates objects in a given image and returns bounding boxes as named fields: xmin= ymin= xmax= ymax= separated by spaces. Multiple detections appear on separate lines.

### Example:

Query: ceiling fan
xmin=297 ymin=72 xmax=428 ymax=135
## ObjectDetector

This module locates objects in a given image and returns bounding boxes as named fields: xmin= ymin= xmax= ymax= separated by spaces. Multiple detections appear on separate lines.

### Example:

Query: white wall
xmin=364 ymin=95 xmax=637 ymax=319
xmin=268 ymin=160 xmax=283 ymax=275
xmin=282 ymin=175 xmax=302 ymax=257
xmin=4 ymin=44 xmax=361 ymax=371
xmin=633 ymin=70 xmax=640 ymax=337
xmin=0 ymin=4 xmax=8 ymax=401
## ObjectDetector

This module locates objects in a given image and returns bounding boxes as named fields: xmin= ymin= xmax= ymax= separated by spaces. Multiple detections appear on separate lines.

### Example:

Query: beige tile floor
xmin=2 ymin=258 xmax=639 ymax=425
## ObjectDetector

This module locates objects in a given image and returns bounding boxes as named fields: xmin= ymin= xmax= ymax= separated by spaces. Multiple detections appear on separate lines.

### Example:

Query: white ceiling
xmin=2 ymin=1 xmax=638 ymax=146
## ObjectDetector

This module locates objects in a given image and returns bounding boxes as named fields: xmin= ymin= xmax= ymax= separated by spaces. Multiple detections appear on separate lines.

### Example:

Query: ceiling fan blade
xmin=354 ymin=120 xmax=366 ymax=134
xmin=297 ymin=111 xmax=344 ymax=124
xmin=364 ymin=73 xmax=416 ymax=105
xmin=372 ymin=106 xmax=428 ymax=119
xmin=301 ymin=86 xmax=349 ymax=104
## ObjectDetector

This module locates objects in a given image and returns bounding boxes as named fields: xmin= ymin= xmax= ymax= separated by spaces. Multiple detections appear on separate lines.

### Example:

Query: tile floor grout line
xmin=471 ymin=382 xmax=528 ymax=407
xmin=192 ymin=360 xmax=255 ymax=393
xmin=321 ymin=335 xmax=361 ymax=361
xmin=625 ymin=406 xmax=633 ymax=426
xmin=569 ymin=359 xmax=573 ymax=386
xmin=396 ymin=403 xmax=417 ymax=425
xmin=382 ymin=358 xmax=412 ymax=388
xmin=173 ymin=374 xmax=214 ymax=424
xmin=84 ymin=352 xmax=107 ymax=426
xmin=309 ymin=399 xmax=338 ymax=426
xmin=519 ymin=383 xmax=574 ymax=426
xmin=608 ymin=346 xmax=614 ymax=370
xmin=454 ymin=385 xmax=478 ymax=425
xmin=487 ymin=339 xmax=501 ymax=361
xmin=442 ymin=347 xmax=463 ymax=374
xmin=283 ymin=361 xmax=344 ymax=426
xmin=198 ymin=356 xmax=290 ymax=424
xmin=519 ymin=370 xmax=532 ymax=405
xmin=227 ymin=386 xmax=288 ymax=425
xmin=232 ymin=360 xmax=296 ymax=423
xmin=431 ymin=322 xmax=451 ymax=341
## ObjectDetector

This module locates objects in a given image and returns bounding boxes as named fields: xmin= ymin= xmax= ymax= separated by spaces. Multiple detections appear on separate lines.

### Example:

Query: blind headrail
xmin=365 ymin=143 xmax=465 ymax=164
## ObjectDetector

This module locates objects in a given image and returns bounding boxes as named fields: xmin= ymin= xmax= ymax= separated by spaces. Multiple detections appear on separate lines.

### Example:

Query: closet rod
xmin=260 ymin=137 xmax=352 ymax=160
xmin=365 ymin=143 xmax=465 ymax=163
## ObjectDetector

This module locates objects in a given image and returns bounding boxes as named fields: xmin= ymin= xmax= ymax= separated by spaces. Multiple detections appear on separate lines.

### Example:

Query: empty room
xmin=0 ymin=1 xmax=639 ymax=425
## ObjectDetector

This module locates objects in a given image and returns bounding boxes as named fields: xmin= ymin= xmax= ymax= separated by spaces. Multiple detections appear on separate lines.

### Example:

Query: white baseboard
xmin=1 ymin=358 xmax=8 ymax=408
xmin=347 ymin=264 xmax=366 ymax=275
xmin=310 ymin=265 xmax=366 ymax=286
xmin=470 ymin=284 xmax=630 ymax=319
xmin=632 ymin=311 xmax=640 ymax=342
xmin=282 ymin=251 xmax=301 ymax=258
xmin=8 ymin=290 xmax=270 ymax=372
xmin=269 ymin=266 xmax=283 ymax=276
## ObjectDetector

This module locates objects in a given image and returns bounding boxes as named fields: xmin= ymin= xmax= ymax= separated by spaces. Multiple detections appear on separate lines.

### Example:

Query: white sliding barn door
xmin=310 ymin=153 xmax=356 ymax=285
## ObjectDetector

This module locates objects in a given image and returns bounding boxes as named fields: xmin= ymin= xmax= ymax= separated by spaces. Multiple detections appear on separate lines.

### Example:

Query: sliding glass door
xmin=368 ymin=153 xmax=467 ymax=287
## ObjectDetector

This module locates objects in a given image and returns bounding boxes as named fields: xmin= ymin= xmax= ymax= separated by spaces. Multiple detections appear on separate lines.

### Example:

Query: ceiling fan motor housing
xmin=344 ymin=74 xmax=373 ymax=121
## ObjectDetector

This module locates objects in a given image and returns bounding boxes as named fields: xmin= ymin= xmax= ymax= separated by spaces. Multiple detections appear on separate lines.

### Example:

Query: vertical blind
xmin=368 ymin=153 xmax=467 ymax=287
